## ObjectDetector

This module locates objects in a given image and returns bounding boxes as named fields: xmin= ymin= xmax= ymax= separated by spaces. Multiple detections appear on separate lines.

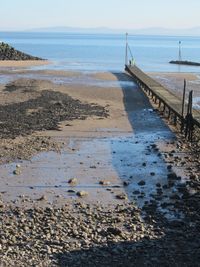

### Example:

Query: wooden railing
xmin=125 ymin=64 xmax=200 ymax=141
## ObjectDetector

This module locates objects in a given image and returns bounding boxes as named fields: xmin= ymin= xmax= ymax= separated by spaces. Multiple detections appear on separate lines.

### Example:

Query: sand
xmin=0 ymin=60 xmax=49 ymax=68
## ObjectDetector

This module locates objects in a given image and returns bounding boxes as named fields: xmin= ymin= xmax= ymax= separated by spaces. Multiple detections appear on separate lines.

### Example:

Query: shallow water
xmin=0 ymin=72 xmax=135 ymax=89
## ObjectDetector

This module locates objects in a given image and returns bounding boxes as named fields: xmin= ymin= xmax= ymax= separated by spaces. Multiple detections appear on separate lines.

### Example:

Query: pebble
xmin=116 ymin=193 xmax=127 ymax=200
xmin=77 ymin=191 xmax=88 ymax=197
xmin=68 ymin=178 xmax=78 ymax=185
xmin=13 ymin=169 xmax=21 ymax=175
xmin=138 ymin=180 xmax=146 ymax=186
xmin=37 ymin=195 xmax=47 ymax=201
xmin=99 ymin=180 xmax=111 ymax=186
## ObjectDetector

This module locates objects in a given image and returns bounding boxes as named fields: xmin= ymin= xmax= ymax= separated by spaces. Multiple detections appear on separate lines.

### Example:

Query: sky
xmin=0 ymin=0 xmax=200 ymax=30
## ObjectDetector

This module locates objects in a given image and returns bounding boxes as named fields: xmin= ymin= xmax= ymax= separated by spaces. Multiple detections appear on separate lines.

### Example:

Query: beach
xmin=0 ymin=64 xmax=200 ymax=266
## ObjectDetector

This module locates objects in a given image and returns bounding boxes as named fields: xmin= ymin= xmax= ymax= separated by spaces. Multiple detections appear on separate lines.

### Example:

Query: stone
xmin=156 ymin=183 xmax=161 ymax=187
xmin=37 ymin=195 xmax=46 ymax=201
xmin=68 ymin=178 xmax=78 ymax=185
xmin=68 ymin=189 xmax=76 ymax=193
xmin=123 ymin=181 xmax=129 ymax=186
xmin=13 ymin=169 xmax=21 ymax=175
xmin=116 ymin=193 xmax=127 ymax=200
xmin=138 ymin=180 xmax=146 ymax=186
xmin=167 ymin=172 xmax=178 ymax=180
xmin=107 ymin=227 xmax=122 ymax=236
xmin=77 ymin=191 xmax=88 ymax=197
xmin=99 ymin=180 xmax=111 ymax=186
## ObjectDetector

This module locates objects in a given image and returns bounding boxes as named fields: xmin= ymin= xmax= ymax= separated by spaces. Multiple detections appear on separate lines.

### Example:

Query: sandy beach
xmin=0 ymin=65 xmax=200 ymax=266
xmin=0 ymin=60 xmax=49 ymax=68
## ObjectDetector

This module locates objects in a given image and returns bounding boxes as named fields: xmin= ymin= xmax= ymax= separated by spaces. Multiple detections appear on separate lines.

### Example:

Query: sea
xmin=0 ymin=32 xmax=200 ymax=73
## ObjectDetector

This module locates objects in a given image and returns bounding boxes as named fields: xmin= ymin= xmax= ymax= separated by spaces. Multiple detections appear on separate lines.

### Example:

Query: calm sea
xmin=0 ymin=32 xmax=200 ymax=73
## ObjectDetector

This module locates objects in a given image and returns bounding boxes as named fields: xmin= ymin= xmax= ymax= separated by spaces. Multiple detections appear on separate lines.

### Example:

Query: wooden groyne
xmin=125 ymin=64 xmax=200 ymax=141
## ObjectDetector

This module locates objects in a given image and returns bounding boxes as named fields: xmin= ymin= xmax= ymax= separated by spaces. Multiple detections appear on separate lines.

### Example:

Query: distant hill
xmin=28 ymin=26 xmax=200 ymax=36
xmin=0 ymin=42 xmax=43 ymax=60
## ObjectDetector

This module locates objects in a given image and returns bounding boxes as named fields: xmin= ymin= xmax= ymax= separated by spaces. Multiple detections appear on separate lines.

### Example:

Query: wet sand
xmin=0 ymin=68 xmax=200 ymax=266
xmin=0 ymin=60 xmax=49 ymax=68
xmin=0 ymin=70 xmax=177 ymax=207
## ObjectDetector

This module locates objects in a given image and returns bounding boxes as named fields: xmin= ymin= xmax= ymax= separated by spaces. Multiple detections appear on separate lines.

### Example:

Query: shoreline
xmin=0 ymin=60 xmax=50 ymax=68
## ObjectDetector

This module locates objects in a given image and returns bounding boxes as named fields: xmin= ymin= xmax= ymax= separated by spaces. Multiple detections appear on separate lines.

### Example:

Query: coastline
xmin=0 ymin=60 xmax=50 ymax=68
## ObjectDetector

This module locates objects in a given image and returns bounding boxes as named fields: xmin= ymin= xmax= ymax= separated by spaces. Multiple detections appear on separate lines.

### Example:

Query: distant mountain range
xmin=27 ymin=26 xmax=200 ymax=36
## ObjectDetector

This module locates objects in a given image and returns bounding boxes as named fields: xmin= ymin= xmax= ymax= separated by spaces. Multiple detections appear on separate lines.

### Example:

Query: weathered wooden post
xmin=185 ymin=90 xmax=194 ymax=141
xmin=181 ymin=79 xmax=186 ymax=132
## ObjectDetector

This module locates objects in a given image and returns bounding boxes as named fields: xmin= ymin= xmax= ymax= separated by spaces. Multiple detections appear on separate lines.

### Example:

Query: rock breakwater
xmin=0 ymin=42 xmax=43 ymax=60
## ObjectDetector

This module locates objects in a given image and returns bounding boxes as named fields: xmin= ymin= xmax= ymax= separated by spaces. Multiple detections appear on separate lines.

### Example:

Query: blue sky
xmin=0 ymin=0 xmax=200 ymax=30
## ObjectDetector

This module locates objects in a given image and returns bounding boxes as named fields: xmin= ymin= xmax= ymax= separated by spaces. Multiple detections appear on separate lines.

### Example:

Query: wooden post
xmin=185 ymin=90 xmax=194 ymax=141
xmin=189 ymin=91 xmax=193 ymax=141
xmin=181 ymin=79 xmax=186 ymax=132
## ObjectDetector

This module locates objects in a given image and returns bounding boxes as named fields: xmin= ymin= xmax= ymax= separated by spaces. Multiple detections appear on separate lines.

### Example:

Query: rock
xmin=68 ymin=178 xmax=78 ymax=185
xmin=37 ymin=195 xmax=47 ymax=201
xmin=138 ymin=180 xmax=146 ymax=186
xmin=0 ymin=42 xmax=43 ymax=60
xmin=123 ymin=181 xmax=129 ymax=186
xmin=0 ymin=200 xmax=4 ymax=208
xmin=156 ymin=183 xmax=161 ymax=187
xmin=13 ymin=169 xmax=21 ymax=175
xmin=90 ymin=165 xmax=96 ymax=169
xmin=68 ymin=189 xmax=76 ymax=193
xmin=77 ymin=191 xmax=88 ymax=197
xmin=99 ymin=180 xmax=111 ymax=186
xmin=116 ymin=193 xmax=127 ymax=200
xmin=167 ymin=165 xmax=172 ymax=170
xmin=167 ymin=172 xmax=178 ymax=180
xmin=106 ymin=227 xmax=122 ymax=236
xmin=190 ymin=174 xmax=199 ymax=180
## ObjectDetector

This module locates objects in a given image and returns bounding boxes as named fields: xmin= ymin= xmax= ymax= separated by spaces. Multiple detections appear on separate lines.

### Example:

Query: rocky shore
xmin=0 ymin=42 xmax=43 ymax=60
